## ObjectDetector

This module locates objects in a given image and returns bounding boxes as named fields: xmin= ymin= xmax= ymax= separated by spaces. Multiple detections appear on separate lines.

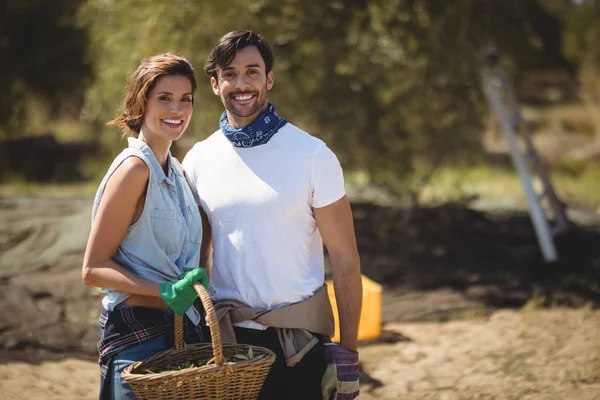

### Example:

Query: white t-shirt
xmin=182 ymin=123 xmax=345 ymax=328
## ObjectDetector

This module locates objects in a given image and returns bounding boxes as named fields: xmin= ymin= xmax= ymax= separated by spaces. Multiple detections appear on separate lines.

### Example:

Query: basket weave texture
xmin=122 ymin=282 xmax=276 ymax=400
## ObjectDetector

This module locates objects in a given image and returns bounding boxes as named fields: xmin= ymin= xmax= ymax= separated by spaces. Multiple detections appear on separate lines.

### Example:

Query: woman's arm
xmin=82 ymin=157 xmax=161 ymax=297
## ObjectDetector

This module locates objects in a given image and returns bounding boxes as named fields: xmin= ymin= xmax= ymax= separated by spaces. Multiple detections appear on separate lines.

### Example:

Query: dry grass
xmin=358 ymin=308 xmax=600 ymax=399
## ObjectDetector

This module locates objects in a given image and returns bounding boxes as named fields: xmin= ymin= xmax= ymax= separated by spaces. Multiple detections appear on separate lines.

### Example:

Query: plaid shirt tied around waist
xmin=97 ymin=302 xmax=204 ymax=400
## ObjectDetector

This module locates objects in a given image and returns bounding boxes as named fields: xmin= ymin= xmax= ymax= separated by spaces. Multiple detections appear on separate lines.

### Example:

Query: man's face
xmin=211 ymin=45 xmax=274 ymax=128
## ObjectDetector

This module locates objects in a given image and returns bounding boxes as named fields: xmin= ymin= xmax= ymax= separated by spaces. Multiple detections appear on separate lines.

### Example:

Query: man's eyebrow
xmin=222 ymin=64 xmax=262 ymax=71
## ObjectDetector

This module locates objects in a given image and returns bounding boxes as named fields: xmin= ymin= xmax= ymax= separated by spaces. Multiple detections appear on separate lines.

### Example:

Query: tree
xmin=80 ymin=0 xmax=564 ymax=196
xmin=559 ymin=0 xmax=600 ymax=135
xmin=0 ymin=0 xmax=92 ymax=138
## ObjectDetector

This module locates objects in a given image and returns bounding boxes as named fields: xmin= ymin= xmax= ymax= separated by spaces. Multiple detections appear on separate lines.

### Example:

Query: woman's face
xmin=140 ymin=75 xmax=194 ymax=143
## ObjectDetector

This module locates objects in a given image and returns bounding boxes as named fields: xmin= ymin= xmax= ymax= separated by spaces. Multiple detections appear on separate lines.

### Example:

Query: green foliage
xmin=559 ymin=0 xmax=600 ymax=65
xmin=6 ymin=0 xmax=598 ymax=194
xmin=78 ymin=0 xmax=257 ymax=152
xmin=0 ymin=0 xmax=92 ymax=138
xmin=82 ymin=0 xmax=564 ymax=194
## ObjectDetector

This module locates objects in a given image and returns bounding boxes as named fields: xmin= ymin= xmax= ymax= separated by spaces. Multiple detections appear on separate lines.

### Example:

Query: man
xmin=182 ymin=30 xmax=362 ymax=400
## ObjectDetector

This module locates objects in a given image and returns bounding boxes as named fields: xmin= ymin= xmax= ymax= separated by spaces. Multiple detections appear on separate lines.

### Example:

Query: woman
xmin=82 ymin=52 xmax=208 ymax=400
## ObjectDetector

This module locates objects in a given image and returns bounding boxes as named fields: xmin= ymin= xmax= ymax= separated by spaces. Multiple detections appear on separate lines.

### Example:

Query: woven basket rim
xmin=121 ymin=284 xmax=276 ymax=389
xmin=122 ymin=342 xmax=276 ymax=379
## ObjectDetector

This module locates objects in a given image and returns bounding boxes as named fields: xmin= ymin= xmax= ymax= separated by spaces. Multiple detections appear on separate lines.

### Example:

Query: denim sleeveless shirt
xmin=91 ymin=137 xmax=203 ymax=325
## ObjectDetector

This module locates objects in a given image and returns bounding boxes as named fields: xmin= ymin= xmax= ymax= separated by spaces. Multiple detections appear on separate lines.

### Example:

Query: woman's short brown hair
xmin=108 ymin=52 xmax=197 ymax=137
xmin=204 ymin=30 xmax=274 ymax=79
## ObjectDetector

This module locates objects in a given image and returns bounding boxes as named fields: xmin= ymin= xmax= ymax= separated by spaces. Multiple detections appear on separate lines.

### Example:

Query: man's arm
xmin=199 ymin=207 xmax=213 ymax=277
xmin=314 ymin=195 xmax=362 ymax=351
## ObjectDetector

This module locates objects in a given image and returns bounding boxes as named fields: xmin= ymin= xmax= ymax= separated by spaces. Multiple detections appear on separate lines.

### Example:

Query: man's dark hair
xmin=204 ymin=30 xmax=274 ymax=79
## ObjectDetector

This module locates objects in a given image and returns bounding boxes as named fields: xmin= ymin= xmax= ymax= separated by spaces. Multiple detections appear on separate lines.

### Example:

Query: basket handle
xmin=173 ymin=282 xmax=224 ymax=365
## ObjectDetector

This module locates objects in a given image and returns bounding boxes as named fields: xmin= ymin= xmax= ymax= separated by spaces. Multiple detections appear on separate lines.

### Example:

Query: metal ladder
xmin=481 ymin=47 xmax=570 ymax=262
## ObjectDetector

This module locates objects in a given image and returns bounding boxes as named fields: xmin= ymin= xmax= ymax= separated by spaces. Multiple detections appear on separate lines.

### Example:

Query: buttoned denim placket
xmin=163 ymin=163 xmax=181 ymax=212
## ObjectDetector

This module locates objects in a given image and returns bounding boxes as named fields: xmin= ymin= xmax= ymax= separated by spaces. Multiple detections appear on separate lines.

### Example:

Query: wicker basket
xmin=122 ymin=282 xmax=276 ymax=400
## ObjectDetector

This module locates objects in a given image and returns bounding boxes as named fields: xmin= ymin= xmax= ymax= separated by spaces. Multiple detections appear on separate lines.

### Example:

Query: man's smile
xmin=231 ymin=92 xmax=257 ymax=104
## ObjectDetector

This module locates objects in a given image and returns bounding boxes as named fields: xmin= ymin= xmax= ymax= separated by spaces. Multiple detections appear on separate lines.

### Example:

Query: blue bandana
xmin=220 ymin=103 xmax=287 ymax=148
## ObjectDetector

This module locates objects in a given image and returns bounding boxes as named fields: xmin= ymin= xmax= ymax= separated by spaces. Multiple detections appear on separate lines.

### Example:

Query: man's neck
xmin=226 ymin=112 xmax=255 ymax=129
xmin=226 ymin=104 xmax=269 ymax=129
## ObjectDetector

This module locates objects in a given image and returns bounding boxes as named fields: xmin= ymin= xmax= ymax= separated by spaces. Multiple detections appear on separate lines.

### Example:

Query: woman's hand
xmin=159 ymin=267 xmax=209 ymax=314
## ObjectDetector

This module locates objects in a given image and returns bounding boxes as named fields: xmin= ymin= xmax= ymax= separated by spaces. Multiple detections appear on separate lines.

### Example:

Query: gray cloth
xmin=213 ymin=284 xmax=335 ymax=366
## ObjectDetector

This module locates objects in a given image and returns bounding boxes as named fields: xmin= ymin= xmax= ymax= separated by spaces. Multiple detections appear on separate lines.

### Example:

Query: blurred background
xmin=1 ymin=1 xmax=600 ymax=399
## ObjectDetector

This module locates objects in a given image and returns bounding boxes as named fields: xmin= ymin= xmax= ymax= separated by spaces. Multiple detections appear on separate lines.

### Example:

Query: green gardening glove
xmin=176 ymin=266 xmax=197 ymax=280
xmin=159 ymin=268 xmax=209 ymax=315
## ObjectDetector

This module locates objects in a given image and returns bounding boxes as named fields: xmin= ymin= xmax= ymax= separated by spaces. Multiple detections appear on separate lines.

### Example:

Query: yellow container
xmin=326 ymin=274 xmax=382 ymax=342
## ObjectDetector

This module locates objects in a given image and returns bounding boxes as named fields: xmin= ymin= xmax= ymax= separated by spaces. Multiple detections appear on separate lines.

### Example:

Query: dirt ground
xmin=1 ymin=194 xmax=599 ymax=399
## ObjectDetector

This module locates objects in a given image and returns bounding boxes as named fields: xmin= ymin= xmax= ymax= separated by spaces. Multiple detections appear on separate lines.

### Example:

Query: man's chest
xmin=197 ymin=159 xmax=312 ymax=219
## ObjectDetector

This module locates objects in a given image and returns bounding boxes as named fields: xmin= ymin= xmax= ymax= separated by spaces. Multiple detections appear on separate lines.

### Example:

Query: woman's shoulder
xmin=119 ymin=156 xmax=150 ymax=177
xmin=105 ymin=155 xmax=150 ymax=193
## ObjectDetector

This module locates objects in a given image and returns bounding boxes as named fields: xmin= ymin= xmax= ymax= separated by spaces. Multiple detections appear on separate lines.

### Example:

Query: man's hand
xmin=321 ymin=343 xmax=360 ymax=400
xmin=159 ymin=267 xmax=209 ymax=314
